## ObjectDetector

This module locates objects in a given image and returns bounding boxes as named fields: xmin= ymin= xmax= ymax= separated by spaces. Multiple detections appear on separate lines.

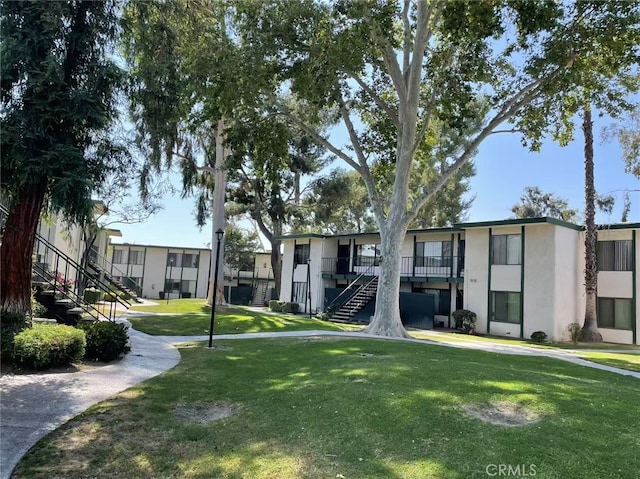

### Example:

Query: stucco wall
xmin=553 ymin=226 xmax=581 ymax=341
xmin=463 ymin=229 xmax=489 ymax=333
xmin=522 ymin=224 xmax=555 ymax=340
xmin=279 ymin=239 xmax=294 ymax=303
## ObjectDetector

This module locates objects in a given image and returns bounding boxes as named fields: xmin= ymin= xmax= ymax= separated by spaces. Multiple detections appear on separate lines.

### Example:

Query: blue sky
xmin=112 ymin=113 xmax=639 ymax=249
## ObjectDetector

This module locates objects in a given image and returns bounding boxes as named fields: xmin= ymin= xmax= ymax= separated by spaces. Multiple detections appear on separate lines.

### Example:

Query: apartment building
xmin=277 ymin=217 xmax=639 ymax=344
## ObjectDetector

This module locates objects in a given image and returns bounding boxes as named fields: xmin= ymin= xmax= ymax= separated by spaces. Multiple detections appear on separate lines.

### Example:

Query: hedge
xmin=78 ymin=321 xmax=130 ymax=362
xmin=12 ymin=324 xmax=86 ymax=370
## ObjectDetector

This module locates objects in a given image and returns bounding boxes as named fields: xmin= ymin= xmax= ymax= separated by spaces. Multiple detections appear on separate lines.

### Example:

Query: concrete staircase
xmin=331 ymin=277 xmax=378 ymax=322
xmin=252 ymin=281 xmax=268 ymax=306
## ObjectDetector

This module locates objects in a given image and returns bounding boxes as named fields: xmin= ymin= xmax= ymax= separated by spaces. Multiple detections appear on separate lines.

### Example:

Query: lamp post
xmin=208 ymin=228 xmax=224 ymax=348
xmin=167 ymin=257 xmax=174 ymax=304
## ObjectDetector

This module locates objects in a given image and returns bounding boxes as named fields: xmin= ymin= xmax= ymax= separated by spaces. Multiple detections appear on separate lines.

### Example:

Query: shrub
xmin=282 ymin=302 xmax=300 ymax=314
xmin=118 ymin=291 xmax=132 ymax=301
xmin=12 ymin=324 xmax=85 ymax=370
xmin=103 ymin=292 xmax=117 ymax=302
xmin=269 ymin=300 xmax=282 ymax=312
xmin=31 ymin=291 xmax=49 ymax=317
xmin=1 ymin=310 xmax=29 ymax=359
xmin=452 ymin=309 xmax=477 ymax=333
xmin=78 ymin=321 xmax=130 ymax=362
xmin=567 ymin=322 xmax=582 ymax=345
xmin=530 ymin=331 xmax=548 ymax=343
xmin=83 ymin=288 xmax=101 ymax=304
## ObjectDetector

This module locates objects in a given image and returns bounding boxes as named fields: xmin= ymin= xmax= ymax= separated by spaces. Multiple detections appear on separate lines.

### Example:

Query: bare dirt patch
xmin=463 ymin=401 xmax=540 ymax=426
xmin=173 ymin=402 xmax=240 ymax=424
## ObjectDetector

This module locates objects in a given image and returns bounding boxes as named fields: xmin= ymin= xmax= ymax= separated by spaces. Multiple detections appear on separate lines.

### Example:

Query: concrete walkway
xmin=1 ymin=328 xmax=638 ymax=479
xmin=0 ymin=327 xmax=180 ymax=479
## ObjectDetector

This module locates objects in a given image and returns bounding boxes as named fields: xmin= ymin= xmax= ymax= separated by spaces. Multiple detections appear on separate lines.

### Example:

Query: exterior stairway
xmin=331 ymin=277 xmax=378 ymax=322
xmin=88 ymin=260 xmax=143 ymax=303
xmin=252 ymin=280 xmax=268 ymax=306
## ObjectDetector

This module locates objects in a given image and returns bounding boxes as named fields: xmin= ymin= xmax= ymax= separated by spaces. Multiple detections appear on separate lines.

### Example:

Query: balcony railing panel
xmin=322 ymin=256 xmax=465 ymax=278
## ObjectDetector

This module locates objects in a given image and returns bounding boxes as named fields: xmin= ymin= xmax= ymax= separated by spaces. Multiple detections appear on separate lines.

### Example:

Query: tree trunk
xmin=207 ymin=119 xmax=228 ymax=306
xmin=363 ymin=224 xmax=410 ymax=338
xmin=1 ymin=180 xmax=47 ymax=316
xmin=581 ymin=105 xmax=603 ymax=343
xmin=271 ymin=239 xmax=282 ymax=298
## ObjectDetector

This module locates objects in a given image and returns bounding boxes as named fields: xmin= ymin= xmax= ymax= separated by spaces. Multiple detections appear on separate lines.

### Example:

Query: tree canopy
xmin=123 ymin=0 xmax=640 ymax=337
xmin=1 ymin=0 xmax=129 ymax=314
xmin=511 ymin=187 xmax=578 ymax=222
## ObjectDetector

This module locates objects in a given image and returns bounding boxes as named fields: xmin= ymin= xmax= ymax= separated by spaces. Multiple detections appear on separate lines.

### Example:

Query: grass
xmin=14 ymin=337 xmax=640 ymax=479
xmin=129 ymin=298 xmax=212 ymax=314
xmin=411 ymin=330 xmax=640 ymax=351
xmin=128 ymin=307 xmax=361 ymax=335
xmin=577 ymin=352 xmax=640 ymax=373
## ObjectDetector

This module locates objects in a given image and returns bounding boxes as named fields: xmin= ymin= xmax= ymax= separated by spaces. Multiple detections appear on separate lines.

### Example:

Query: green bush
xmin=12 ymin=324 xmax=85 ymax=370
xmin=78 ymin=321 xmax=130 ymax=362
xmin=530 ymin=331 xmax=548 ymax=343
xmin=452 ymin=309 xmax=477 ymax=333
xmin=31 ymin=292 xmax=49 ymax=317
xmin=118 ymin=291 xmax=132 ymax=301
xmin=103 ymin=292 xmax=117 ymax=302
xmin=567 ymin=322 xmax=582 ymax=345
xmin=1 ymin=310 xmax=29 ymax=359
xmin=83 ymin=288 xmax=101 ymax=304
xmin=282 ymin=302 xmax=300 ymax=314
xmin=269 ymin=300 xmax=282 ymax=312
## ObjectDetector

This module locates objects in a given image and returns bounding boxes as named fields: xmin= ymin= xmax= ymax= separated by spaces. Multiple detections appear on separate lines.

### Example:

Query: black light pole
xmin=208 ymin=228 xmax=224 ymax=348
xmin=167 ymin=257 xmax=174 ymax=304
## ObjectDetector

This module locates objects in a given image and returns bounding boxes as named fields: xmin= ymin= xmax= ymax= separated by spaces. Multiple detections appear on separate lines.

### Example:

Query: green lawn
xmin=14 ymin=337 xmax=640 ymax=479
xmin=578 ymin=351 xmax=640 ymax=373
xmin=128 ymin=307 xmax=361 ymax=335
xmin=129 ymin=298 xmax=212 ymax=314
xmin=411 ymin=330 xmax=640 ymax=351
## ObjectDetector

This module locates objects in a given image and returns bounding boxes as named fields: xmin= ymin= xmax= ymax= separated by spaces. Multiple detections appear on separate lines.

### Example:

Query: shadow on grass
xmin=13 ymin=338 xmax=640 ymax=479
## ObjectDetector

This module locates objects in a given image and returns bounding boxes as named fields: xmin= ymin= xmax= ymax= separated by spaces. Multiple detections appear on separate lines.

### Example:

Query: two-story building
xmin=277 ymin=217 xmax=639 ymax=344
xmin=107 ymin=243 xmax=276 ymax=304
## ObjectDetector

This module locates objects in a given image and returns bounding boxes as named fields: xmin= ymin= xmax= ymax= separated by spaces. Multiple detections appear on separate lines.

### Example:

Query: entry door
xmin=337 ymin=244 xmax=350 ymax=274
xmin=456 ymin=287 xmax=464 ymax=311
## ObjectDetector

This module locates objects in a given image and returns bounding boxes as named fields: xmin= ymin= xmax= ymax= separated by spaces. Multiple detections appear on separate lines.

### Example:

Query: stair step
xmin=67 ymin=307 xmax=84 ymax=314
xmin=55 ymin=299 xmax=74 ymax=306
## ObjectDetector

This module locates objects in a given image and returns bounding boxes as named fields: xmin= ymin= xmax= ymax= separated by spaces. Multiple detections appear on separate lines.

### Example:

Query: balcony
xmin=321 ymin=256 xmax=465 ymax=281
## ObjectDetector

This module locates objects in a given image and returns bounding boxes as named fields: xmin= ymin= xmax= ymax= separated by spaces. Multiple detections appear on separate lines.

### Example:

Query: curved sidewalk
xmin=0 ymin=328 xmax=180 ymax=479
xmin=1 ymin=328 xmax=638 ymax=479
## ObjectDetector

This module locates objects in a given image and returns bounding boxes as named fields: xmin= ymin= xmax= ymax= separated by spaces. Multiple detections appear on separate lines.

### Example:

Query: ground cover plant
xmin=128 ymin=307 xmax=360 ymax=335
xmin=13 ymin=337 xmax=640 ymax=479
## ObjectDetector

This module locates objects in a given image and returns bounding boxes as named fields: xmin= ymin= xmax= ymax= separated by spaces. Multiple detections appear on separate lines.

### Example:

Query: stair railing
xmin=31 ymin=232 xmax=132 ymax=321
xmin=324 ymin=261 xmax=378 ymax=315
xmin=89 ymin=251 xmax=143 ymax=298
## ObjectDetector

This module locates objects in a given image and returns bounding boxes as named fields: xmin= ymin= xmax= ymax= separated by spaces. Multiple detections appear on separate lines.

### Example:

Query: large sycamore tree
xmin=0 ymin=1 xmax=129 ymax=316
xmin=124 ymin=0 xmax=639 ymax=337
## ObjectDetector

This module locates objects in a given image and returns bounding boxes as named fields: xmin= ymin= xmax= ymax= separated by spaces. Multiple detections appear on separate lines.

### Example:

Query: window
xmin=128 ymin=251 xmax=144 ymax=265
xmin=182 ymin=253 xmax=199 ymax=268
xmin=492 ymin=234 xmax=521 ymax=265
xmin=294 ymin=244 xmax=310 ymax=265
xmin=415 ymin=241 xmax=452 ymax=268
xmin=354 ymin=243 xmax=380 ymax=266
xmin=292 ymin=282 xmax=308 ymax=303
xmin=491 ymin=291 xmax=521 ymax=323
xmin=597 ymin=298 xmax=632 ymax=330
xmin=167 ymin=252 xmax=179 ymax=267
xmin=180 ymin=280 xmax=196 ymax=294
xmin=164 ymin=280 xmax=180 ymax=292
xmin=597 ymin=240 xmax=632 ymax=271
xmin=112 ymin=249 xmax=124 ymax=264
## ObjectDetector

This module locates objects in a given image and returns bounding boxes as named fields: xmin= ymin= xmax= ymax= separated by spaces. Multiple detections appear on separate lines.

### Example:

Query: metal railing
xmin=324 ymin=261 xmax=378 ymax=315
xmin=90 ymin=251 xmax=143 ymax=298
xmin=321 ymin=255 xmax=465 ymax=278
xmin=0 ymin=203 xmax=132 ymax=321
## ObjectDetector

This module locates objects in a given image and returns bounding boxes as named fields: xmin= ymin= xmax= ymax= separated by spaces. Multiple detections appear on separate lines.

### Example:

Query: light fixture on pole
xmin=167 ymin=257 xmax=174 ymax=304
xmin=306 ymin=258 xmax=312 ymax=320
xmin=208 ymin=228 xmax=224 ymax=348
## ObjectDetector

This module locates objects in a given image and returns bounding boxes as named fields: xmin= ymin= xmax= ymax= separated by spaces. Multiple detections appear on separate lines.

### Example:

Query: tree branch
xmin=272 ymin=96 xmax=363 ymax=174
xmin=401 ymin=0 xmax=411 ymax=75
xmin=343 ymin=68 xmax=398 ymax=126
xmin=365 ymin=11 xmax=407 ymax=104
